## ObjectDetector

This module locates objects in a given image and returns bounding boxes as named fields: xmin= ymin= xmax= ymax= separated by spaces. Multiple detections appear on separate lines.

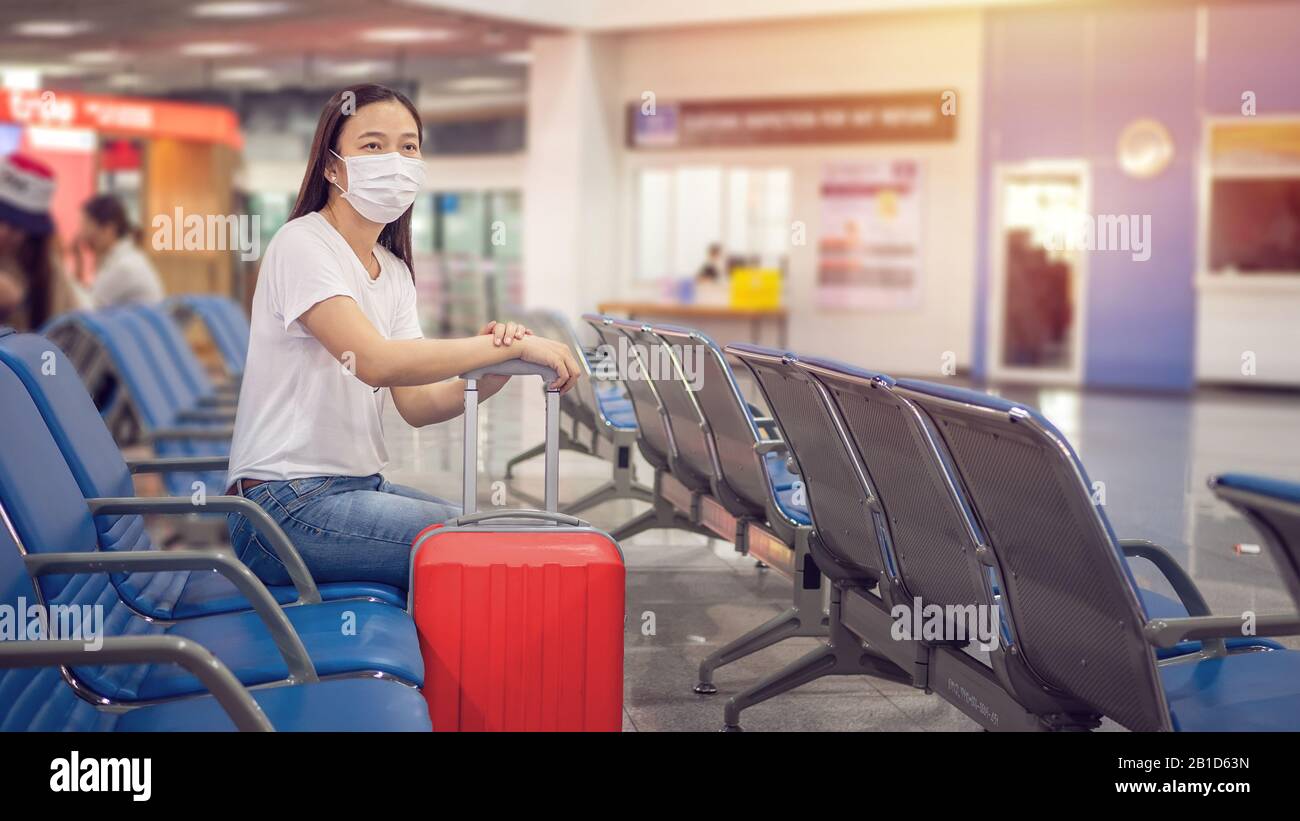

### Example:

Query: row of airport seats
xmin=540 ymin=312 xmax=1300 ymax=731
xmin=0 ymin=307 xmax=433 ymax=730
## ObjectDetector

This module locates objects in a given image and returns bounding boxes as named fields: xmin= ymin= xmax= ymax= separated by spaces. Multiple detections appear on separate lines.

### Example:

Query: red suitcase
xmin=409 ymin=361 xmax=625 ymax=732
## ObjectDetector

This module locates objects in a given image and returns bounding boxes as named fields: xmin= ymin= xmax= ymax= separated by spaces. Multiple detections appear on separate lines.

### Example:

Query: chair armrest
xmin=1120 ymin=539 xmax=1212 ymax=617
xmin=0 ymin=636 xmax=273 ymax=731
xmin=1143 ymin=613 xmax=1300 ymax=649
xmin=127 ymin=456 xmax=231 ymax=474
xmin=146 ymin=426 xmax=235 ymax=442
xmin=25 ymin=548 xmax=319 ymax=684
xmin=197 ymin=395 xmax=239 ymax=410
xmin=84 ymin=496 xmax=321 ymax=605
xmin=754 ymin=438 xmax=789 ymax=456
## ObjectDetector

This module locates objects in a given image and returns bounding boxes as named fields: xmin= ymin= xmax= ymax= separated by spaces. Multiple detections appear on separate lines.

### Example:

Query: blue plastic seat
xmin=897 ymin=377 xmax=1300 ymax=731
xmin=0 ymin=330 xmax=405 ymax=615
xmin=127 ymin=303 xmax=232 ymax=407
xmin=0 ymin=522 xmax=428 ymax=731
xmin=173 ymin=295 xmax=247 ymax=376
xmin=0 ymin=360 xmax=423 ymax=701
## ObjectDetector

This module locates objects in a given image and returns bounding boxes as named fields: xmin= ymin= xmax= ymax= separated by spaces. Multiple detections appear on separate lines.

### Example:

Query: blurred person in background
xmin=0 ymin=153 xmax=77 ymax=331
xmin=223 ymin=83 xmax=582 ymax=594
xmin=72 ymin=193 xmax=164 ymax=308
xmin=693 ymin=242 xmax=728 ymax=305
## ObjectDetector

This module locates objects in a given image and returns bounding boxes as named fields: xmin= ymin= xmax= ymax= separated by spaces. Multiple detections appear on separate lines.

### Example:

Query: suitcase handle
xmin=461 ymin=361 xmax=561 ymax=514
xmin=450 ymin=509 xmax=583 ymax=528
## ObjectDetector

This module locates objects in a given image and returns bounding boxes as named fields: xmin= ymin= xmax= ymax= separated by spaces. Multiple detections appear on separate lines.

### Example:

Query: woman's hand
xmin=480 ymin=320 xmax=530 ymax=347
xmin=515 ymin=334 xmax=582 ymax=393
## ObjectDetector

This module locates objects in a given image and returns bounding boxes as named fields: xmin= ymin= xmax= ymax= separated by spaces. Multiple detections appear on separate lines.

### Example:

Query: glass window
xmin=1206 ymin=120 xmax=1300 ymax=276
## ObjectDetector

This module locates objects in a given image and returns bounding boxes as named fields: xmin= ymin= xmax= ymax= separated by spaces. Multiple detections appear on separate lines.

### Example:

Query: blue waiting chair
xmin=170 ymin=294 xmax=247 ymax=377
xmin=897 ymin=378 xmax=1300 ymax=731
xmin=0 ymin=329 xmax=407 ymax=613
xmin=127 ymin=303 xmax=239 ymax=410
xmin=43 ymin=310 xmax=230 ymax=497
xmin=0 ymin=521 xmax=429 ymax=731
xmin=0 ymin=357 xmax=424 ymax=703
xmin=1210 ymin=475 xmax=1300 ymax=608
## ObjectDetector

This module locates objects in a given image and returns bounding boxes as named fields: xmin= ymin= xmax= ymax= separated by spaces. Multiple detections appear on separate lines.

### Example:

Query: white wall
xmin=609 ymin=11 xmax=984 ymax=374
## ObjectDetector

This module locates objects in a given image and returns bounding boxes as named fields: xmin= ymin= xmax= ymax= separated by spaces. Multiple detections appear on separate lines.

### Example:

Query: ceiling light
xmin=325 ymin=60 xmax=393 ymax=78
xmin=72 ymin=50 xmax=124 ymax=65
xmin=443 ymin=76 xmax=517 ymax=93
xmin=498 ymin=51 xmax=532 ymax=65
xmin=13 ymin=20 xmax=93 ymax=37
xmin=180 ymin=41 xmax=255 ymax=57
xmin=193 ymin=2 xmax=291 ymax=17
xmin=360 ymin=28 xmax=455 ymax=44
xmin=214 ymin=66 xmax=273 ymax=82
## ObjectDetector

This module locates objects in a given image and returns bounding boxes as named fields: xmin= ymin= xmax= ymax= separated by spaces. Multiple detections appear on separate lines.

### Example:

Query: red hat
xmin=0 ymin=152 xmax=56 ymax=236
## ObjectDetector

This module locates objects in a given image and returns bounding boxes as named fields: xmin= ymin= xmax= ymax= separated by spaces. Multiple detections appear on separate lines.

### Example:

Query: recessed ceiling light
xmin=193 ymin=1 xmax=291 ymax=17
xmin=13 ymin=20 xmax=93 ymax=37
xmin=498 ymin=51 xmax=532 ymax=65
xmin=179 ymin=41 xmax=255 ymax=57
xmin=444 ymin=76 xmax=517 ymax=93
xmin=360 ymin=28 xmax=455 ymax=44
xmin=325 ymin=60 xmax=393 ymax=78
xmin=214 ymin=66 xmax=273 ymax=82
xmin=72 ymin=50 xmax=124 ymax=65
xmin=107 ymin=72 xmax=145 ymax=89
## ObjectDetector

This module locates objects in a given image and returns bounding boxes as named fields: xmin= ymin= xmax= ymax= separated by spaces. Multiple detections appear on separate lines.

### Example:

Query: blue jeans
xmin=227 ymin=474 xmax=460 ymax=593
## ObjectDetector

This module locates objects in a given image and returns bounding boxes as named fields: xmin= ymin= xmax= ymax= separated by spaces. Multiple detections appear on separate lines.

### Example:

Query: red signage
xmin=0 ymin=88 xmax=242 ymax=149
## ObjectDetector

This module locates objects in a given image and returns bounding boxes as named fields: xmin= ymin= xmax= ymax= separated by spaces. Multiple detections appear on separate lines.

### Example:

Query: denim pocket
xmin=276 ymin=476 xmax=336 ymax=513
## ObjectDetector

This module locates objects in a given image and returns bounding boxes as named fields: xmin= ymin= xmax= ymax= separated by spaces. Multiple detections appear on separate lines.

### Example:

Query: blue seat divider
xmin=0 ymin=361 xmax=423 ymax=700
xmin=0 ymin=331 xmax=405 ymax=616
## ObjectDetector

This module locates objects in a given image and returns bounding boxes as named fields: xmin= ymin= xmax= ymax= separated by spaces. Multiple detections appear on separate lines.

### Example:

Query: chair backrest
xmin=582 ymin=314 xmax=672 ymax=471
xmin=897 ymin=379 xmax=1169 ymax=732
xmin=620 ymin=322 xmax=712 ymax=492
xmin=111 ymin=308 xmax=198 ymax=412
xmin=129 ymin=303 xmax=215 ymax=399
xmin=530 ymin=308 xmax=606 ymax=422
xmin=1211 ymin=474 xmax=1300 ymax=606
xmin=653 ymin=325 xmax=769 ymax=517
xmin=76 ymin=311 xmax=176 ymax=429
xmin=0 ymin=501 xmax=115 ymax=731
xmin=0 ymin=363 xmax=168 ymax=700
xmin=800 ymin=357 xmax=989 ymax=610
xmin=727 ymin=343 xmax=887 ymax=583
xmin=177 ymin=295 xmax=246 ymax=373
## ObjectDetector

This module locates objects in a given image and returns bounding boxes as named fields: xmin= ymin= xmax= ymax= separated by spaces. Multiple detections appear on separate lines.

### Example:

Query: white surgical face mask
xmin=329 ymin=149 xmax=426 ymax=224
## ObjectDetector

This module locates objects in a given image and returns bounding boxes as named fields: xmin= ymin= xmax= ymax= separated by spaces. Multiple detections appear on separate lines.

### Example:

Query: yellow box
xmin=729 ymin=268 xmax=782 ymax=309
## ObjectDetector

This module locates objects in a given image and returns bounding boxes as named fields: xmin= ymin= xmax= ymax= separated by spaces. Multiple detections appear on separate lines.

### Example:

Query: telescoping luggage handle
xmin=462 ymin=360 xmax=561 ymax=517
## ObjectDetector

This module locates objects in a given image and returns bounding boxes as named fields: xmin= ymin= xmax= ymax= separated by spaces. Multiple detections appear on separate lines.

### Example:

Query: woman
xmin=73 ymin=194 xmax=164 ymax=308
xmin=0 ymin=152 xmax=71 ymax=331
xmin=225 ymin=84 xmax=581 ymax=592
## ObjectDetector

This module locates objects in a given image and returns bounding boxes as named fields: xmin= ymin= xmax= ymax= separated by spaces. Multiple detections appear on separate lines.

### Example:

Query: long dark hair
xmin=289 ymin=84 xmax=423 ymax=275
xmin=16 ymin=232 xmax=55 ymax=330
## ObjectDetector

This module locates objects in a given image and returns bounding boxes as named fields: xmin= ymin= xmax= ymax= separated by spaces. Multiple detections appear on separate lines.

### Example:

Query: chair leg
xmin=504 ymin=441 xmax=547 ymax=479
xmin=562 ymin=481 xmax=621 ymax=515
xmin=720 ymin=588 xmax=909 ymax=731
xmin=696 ymin=551 xmax=828 ymax=693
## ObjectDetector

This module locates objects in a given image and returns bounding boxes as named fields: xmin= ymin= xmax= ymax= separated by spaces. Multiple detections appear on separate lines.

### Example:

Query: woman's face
xmin=78 ymin=216 xmax=117 ymax=255
xmin=325 ymin=99 xmax=421 ymax=193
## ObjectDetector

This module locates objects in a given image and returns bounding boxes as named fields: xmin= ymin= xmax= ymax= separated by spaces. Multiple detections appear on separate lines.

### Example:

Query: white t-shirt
xmin=89 ymin=238 xmax=165 ymax=308
xmin=226 ymin=212 xmax=423 ymax=483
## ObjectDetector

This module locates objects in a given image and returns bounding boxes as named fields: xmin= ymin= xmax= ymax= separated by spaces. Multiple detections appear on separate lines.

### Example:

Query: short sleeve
xmin=268 ymin=222 xmax=356 ymax=337
xmin=389 ymin=259 xmax=424 ymax=341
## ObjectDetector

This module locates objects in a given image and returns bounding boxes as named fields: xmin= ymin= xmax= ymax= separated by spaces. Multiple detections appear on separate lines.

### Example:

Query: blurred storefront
xmin=0 ymin=88 xmax=243 ymax=296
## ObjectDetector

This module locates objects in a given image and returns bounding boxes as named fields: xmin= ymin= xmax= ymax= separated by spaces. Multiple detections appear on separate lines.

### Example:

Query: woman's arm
xmin=299 ymin=295 xmax=581 ymax=392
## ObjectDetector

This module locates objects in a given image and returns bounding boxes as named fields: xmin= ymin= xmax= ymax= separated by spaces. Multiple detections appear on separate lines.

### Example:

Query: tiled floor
xmin=377 ymin=378 xmax=1300 ymax=732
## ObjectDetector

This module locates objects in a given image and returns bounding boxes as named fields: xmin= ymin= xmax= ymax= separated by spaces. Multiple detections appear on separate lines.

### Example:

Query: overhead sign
xmin=627 ymin=91 xmax=955 ymax=149
xmin=0 ymin=89 xmax=243 ymax=149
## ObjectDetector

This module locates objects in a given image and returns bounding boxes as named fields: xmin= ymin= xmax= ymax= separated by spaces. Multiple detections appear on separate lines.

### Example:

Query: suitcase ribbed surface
xmin=412 ymin=529 xmax=625 ymax=732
